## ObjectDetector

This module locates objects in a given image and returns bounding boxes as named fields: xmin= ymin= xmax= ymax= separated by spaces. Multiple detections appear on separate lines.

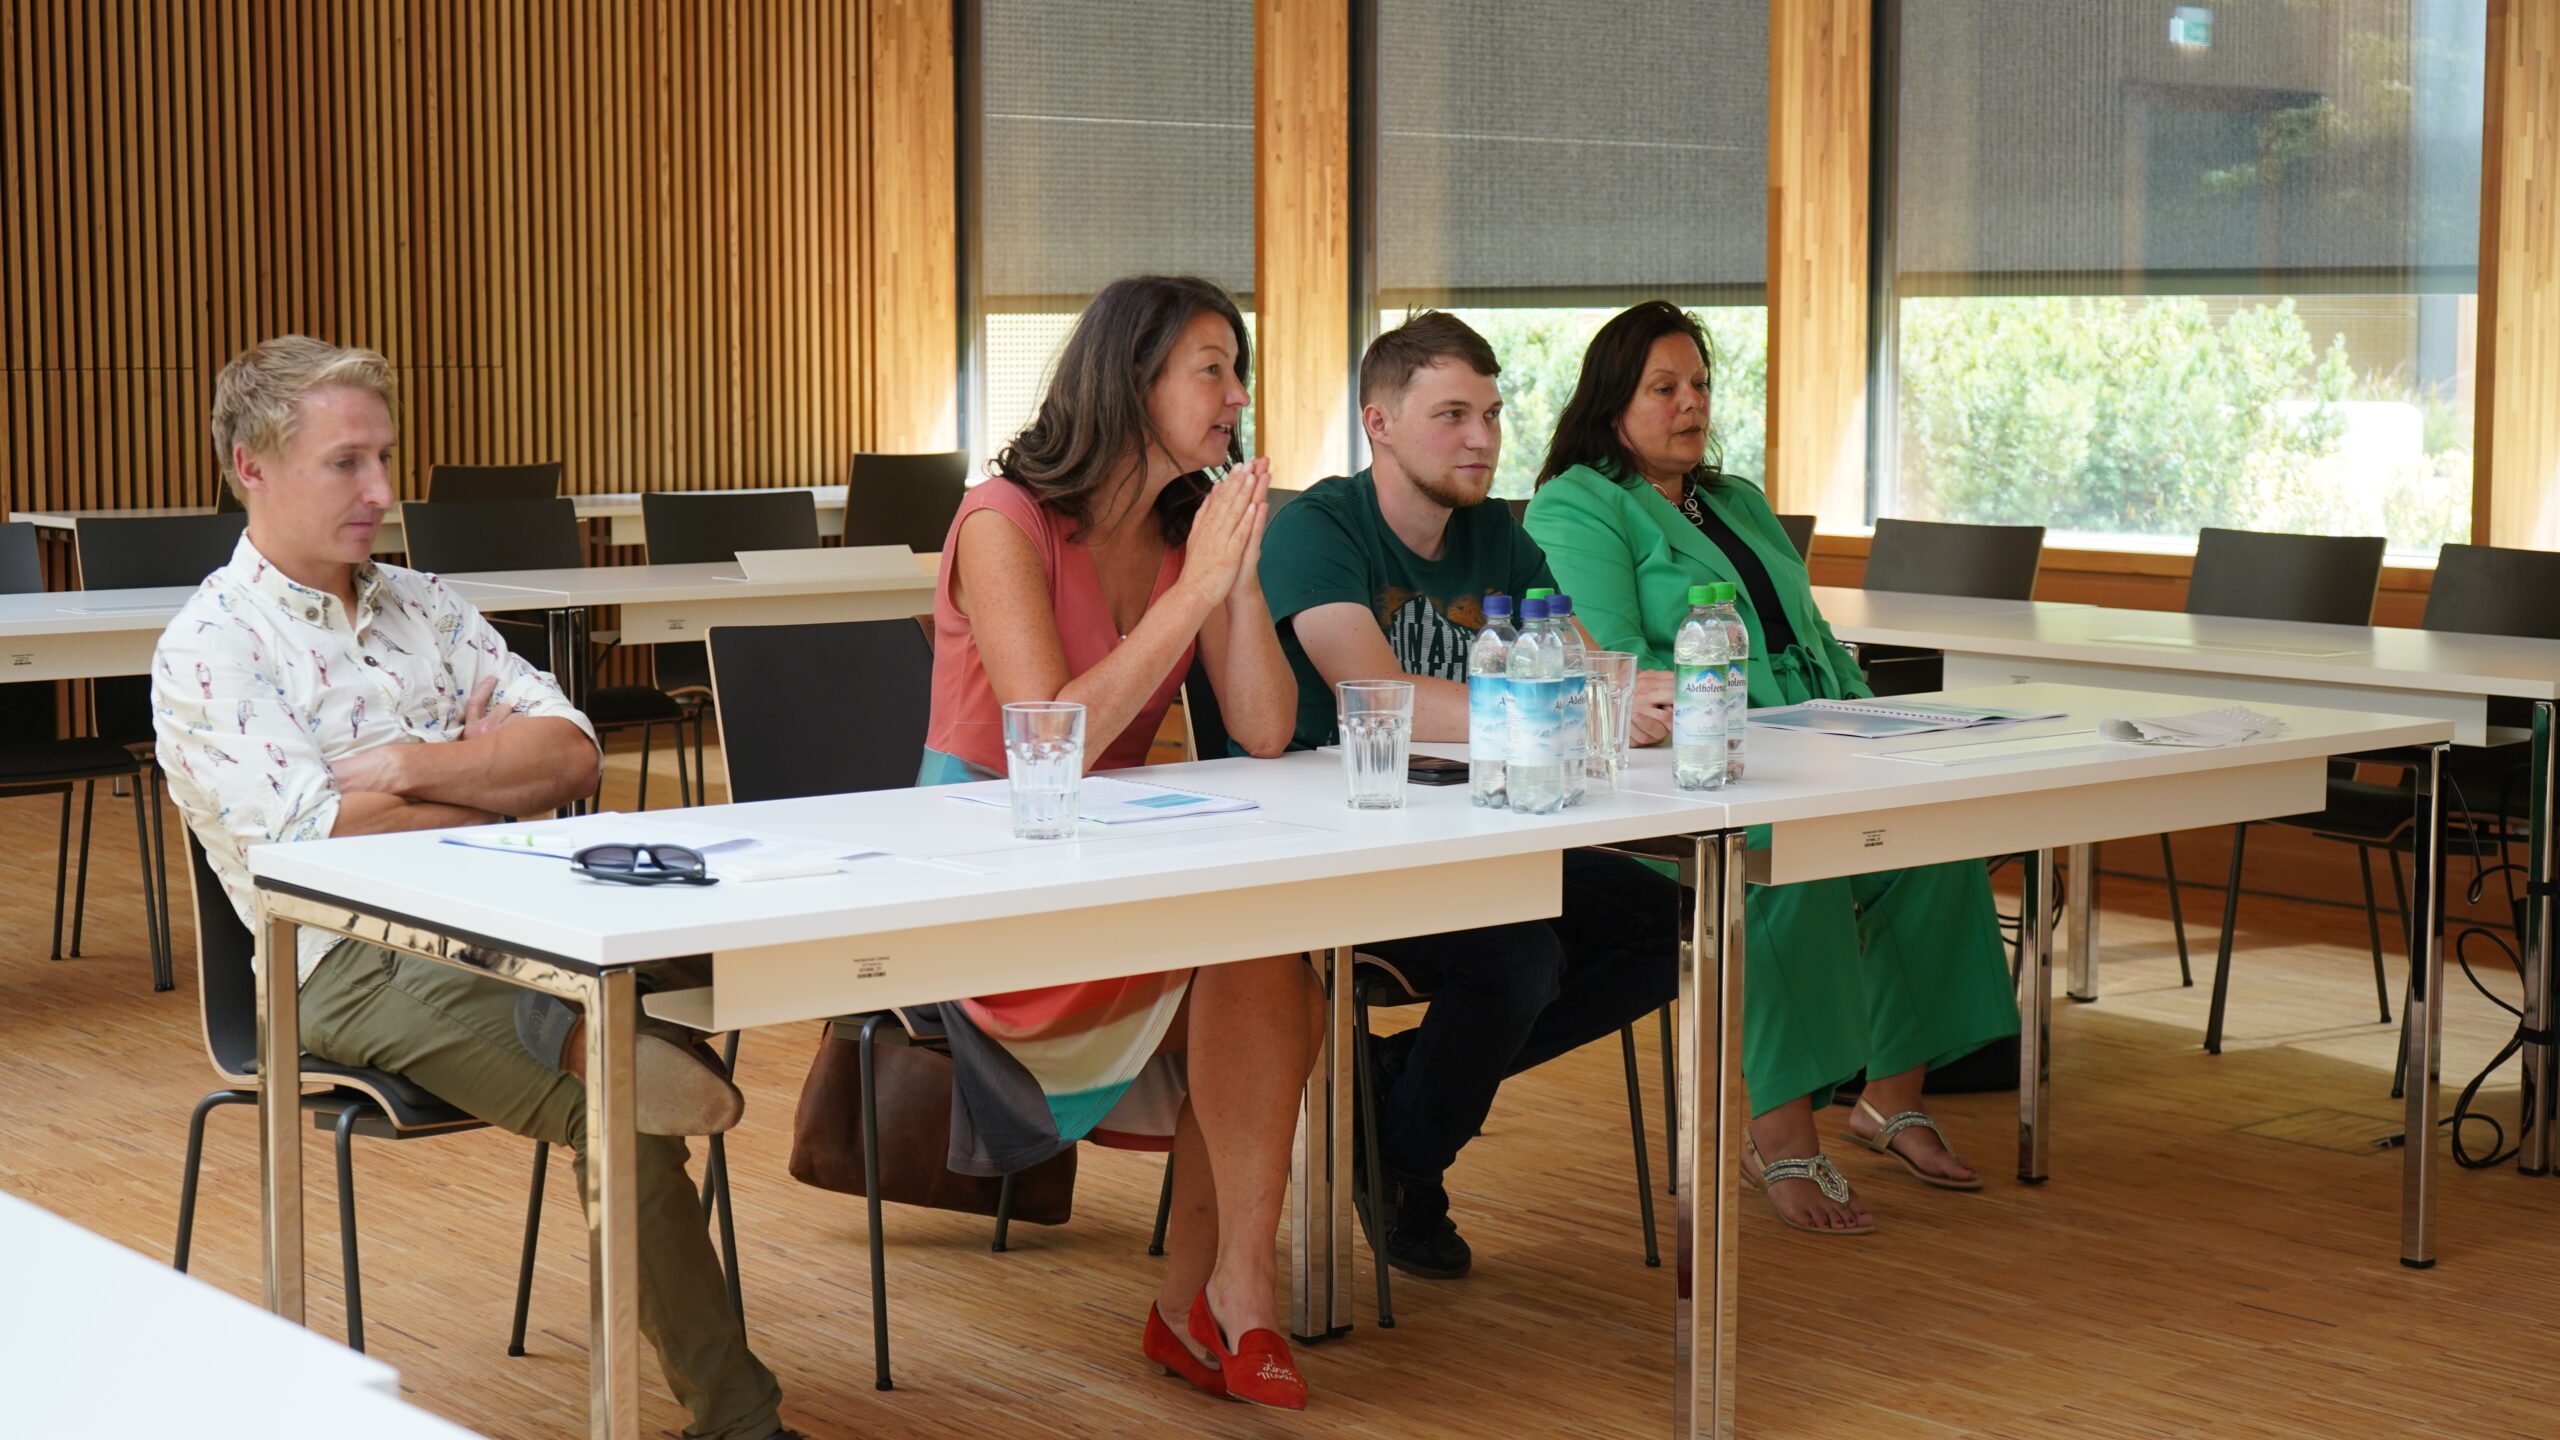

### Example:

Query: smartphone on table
xmin=1406 ymin=754 xmax=1469 ymax=786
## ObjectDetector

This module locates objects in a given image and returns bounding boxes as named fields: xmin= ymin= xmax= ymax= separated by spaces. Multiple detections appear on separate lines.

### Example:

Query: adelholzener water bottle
xmin=1709 ymin=582 xmax=1749 ymax=784
xmin=1673 ymin=584 xmax=1729 ymax=792
xmin=1507 ymin=596 xmax=1568 ymax=814
xmin=1468 ymin=594 xmax=1515 ymax=809
xmin=1549 ymin=594 xmax=1589 ymax=808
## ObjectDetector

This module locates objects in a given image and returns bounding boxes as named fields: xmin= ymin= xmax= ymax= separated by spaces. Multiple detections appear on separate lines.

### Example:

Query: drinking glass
xmin=1583 ymin=651 xmax=1638 ymax=794
xmin=1001 ymin=701 xmax=1085 ymax=839
xmin=1334 ymin=680 xmax=1414 ymax=810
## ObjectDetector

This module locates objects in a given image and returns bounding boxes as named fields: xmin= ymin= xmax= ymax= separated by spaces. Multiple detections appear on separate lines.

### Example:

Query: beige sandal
xmin=1843 ymin=1098 xmax=1985 ymax=1191
xmin=1741 ymin=1134 xmax=1874 ymax=1236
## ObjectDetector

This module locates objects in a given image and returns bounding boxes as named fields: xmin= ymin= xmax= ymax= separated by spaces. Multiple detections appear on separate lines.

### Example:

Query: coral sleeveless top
xmin=925 ymin=477 xmax=1191 ymax=774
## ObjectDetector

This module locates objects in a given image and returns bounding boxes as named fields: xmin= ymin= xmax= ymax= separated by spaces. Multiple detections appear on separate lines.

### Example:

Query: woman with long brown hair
xmin=918 ymin=274 xmax=1318 ymax=1409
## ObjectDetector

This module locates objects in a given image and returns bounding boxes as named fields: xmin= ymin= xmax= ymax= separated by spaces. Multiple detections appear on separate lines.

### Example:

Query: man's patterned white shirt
xmin=152 ymin=535 xmax=597 ymax=983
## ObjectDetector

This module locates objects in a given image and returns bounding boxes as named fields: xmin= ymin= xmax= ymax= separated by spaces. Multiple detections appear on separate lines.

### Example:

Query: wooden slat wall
xmin=2477 ymin=0 xmax=2560 ymax=552
xmin=1764 ymin=0 xmax=1870 ymax=528
xmin=1253 ymin=0 xmax=1352 ymax=491
xmin=2 ymin=0 xmax=952 ymax=515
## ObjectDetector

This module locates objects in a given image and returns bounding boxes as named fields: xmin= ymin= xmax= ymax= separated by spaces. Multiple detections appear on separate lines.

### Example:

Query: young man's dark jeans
xmin=1362 ymin=848 xmax=1682 ymax=1182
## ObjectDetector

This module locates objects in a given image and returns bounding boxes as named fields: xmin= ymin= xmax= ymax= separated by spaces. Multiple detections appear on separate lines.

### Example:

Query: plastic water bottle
xmin=1709 ymin=582 xmax=1749 ymax=784
xmin=1468 ymin=595 xmax=1515 ymax=809
xmin=1551 ymin=594 xmax=1589 ymax=808
xmin=1673 ymin=585 xmax=1729 ymax=792
xmin=1507 ymin=597 xmax=1567 ymax=814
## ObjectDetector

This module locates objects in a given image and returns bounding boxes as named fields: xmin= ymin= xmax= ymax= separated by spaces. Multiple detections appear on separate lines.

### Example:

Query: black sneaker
xmin=1354 ymin=1164 xmax=1473 ymax=1280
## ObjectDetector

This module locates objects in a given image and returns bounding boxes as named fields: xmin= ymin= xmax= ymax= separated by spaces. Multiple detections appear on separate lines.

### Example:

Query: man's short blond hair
xmin=209 ymin=336 xmax=398 ymax=500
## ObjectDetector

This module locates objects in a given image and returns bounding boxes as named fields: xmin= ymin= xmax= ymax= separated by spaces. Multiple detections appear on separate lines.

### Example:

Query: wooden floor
xmin=7 ymin=739 xmax=2559 ymax=1439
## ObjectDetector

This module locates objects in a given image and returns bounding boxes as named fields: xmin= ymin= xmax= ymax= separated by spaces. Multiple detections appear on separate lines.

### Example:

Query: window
xmin=1876 ymin=0 xmax=2485 ymax=560
xmin=963 ymin=0 xmax=1255 ymax=467
xmin=1360 ymin=1 xmax=1770 ymax=498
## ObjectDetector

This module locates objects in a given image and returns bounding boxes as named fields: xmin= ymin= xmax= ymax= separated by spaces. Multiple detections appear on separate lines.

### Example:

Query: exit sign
xmin=2170 ymin=5 xmax=2212 ymax=49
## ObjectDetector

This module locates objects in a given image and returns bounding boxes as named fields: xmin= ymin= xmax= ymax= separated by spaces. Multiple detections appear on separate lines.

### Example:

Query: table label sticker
xmin=853 ymin=957 xmax=889 ymax=981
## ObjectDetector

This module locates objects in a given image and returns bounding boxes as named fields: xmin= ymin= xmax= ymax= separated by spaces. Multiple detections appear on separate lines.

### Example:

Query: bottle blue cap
xmin=1520 ymin=597 xmax=1549 ymax=621
xmin=1483 ymin=593 xmax=1512 ymax=616
xmin=1550 ymin=594 xmax=1574 ymax=616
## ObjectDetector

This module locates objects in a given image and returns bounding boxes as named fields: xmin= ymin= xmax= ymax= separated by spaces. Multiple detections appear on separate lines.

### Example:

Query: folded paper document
xmin=2095 ymin=705 xmax=2285 ymax=748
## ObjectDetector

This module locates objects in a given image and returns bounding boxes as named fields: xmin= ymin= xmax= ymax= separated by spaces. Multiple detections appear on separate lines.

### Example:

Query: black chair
xmin=1862 ymin=518 xmax=2044 ymax=601
xmin=2205 ymin=543 xmax=2553 ymax=1075
xmin=0 ymin=522 xmax=169 ymax=984
xmin=402 ymin=498 xmax=699 ymax=809
xmin=842 ymin=452 xmax=969 ymax=554
xmin=70 ymin=512 xmax=247 ymax=985
xmin=428 ymin=461 xmax=563 ymax=504
xmin=1179 ymin=662 xmax=1664 ymax=1329
xmin=1856 ymin=519 xmax=2046 ymax=696
xmin=707 ymin=617 xmax=996 ymax=1391
xmin=171 ymin=830 xmax=525 ymax=1352
xmin=214 ymin=483 xmax=246 ymax=514
xmin=1266 ymin=486 xmax=1302 ymax=514
xmin=2148 ymin=530 xmax=2387 ymax=999
xmin=1775 ymin=512 xmax=1816 ymax=560
xmin=642 ymin=490 xmax=825 ymax=784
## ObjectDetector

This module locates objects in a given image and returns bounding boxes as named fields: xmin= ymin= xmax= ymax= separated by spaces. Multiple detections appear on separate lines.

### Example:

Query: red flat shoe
xmin=1142 ymin=1301 xmax=1226 ymax=1398
xmin=1188 ymin=1292 xmax=1308 ymax=1412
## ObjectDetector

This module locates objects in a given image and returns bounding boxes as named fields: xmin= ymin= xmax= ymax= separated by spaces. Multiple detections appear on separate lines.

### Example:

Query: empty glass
xmin=1334 ymin=680 xmax=1414 ymax=810
xmin=1583 ymin=651 xmax=1638 ymax=794
xmin=1001 ymin=701 xmax=1085 ymax=840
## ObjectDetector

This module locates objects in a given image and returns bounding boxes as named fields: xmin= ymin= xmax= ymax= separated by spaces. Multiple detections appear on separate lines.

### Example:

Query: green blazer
xmin=1523 ymin=462 xmax=1870 ymax=707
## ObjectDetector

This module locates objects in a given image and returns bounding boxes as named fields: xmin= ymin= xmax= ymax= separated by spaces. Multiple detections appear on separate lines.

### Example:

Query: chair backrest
xmin=401 ymin=498 xmax=586 ymax=574
xmin=641 ymin=490 xmax=823 ymax=563
xmin=2185 ymin=527 xmax=2384 ymax=626
xmin=1180 ymin=656 xmax=1230 ymax=762
xmin=429 ymin=461 xmax=563 ymax=504
xmin=1862 ymin=517 xmax=2044 ymax=600
xmin=1775 ymin=512 xmax=1816 ymax=560
xmin=185 ymin=827 xmax=259 ymax=1080
xmin=74 ymin=512 xmax=248 ymax=590
xmin=707 ymin=619 xmax=934 ymax=800
xmin=842 ymin=452 xmax=970 ymax=553
xmin=214 ymin=482 xmax=247 ymax=514
xmin=1506 ymin=497 xmax=1530 ymax=525
xmin=2425 ymin=543 xmax=2560 ymax=641
xmin=0 ymin=521 xmax=42 ymax=595
xmin=1265 ymin=486 xmax=1301 ymax=514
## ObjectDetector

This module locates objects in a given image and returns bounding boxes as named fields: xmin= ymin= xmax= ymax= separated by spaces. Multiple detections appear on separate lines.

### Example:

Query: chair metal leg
xmin=2205 ymin=824 xmax=2249 ymax=1054
xmin=49 ymin=786 xmax=71 ymax=960
xmin=2358 ymin=846 xmax=2393 ymax=1024
xmin=174 ymin=1090 xmax=255 ymax=1272
xmin=1350 ymin=989 xmax=1394 ymax=1329
xmin=708 ymin=1033 xmax=743 ymax=1320
xmin=143 ymin=768 xmax=173 ymax=991
xmin=2160 ymin=832 xmax=2193 ymax=986
xmin=334 ymin=1104 xmax=366 ymax=1353
xmin=2391 ymin=850 xmax=2414 ymax=1099
xmin=507 ymin=1142 xmax=551 ymax=1356
xmin=858 ymin=1015 xmax=893 ymax=1391
xmin=635 ymin=723 xmax=654 ymax=811
xmin=675 ymin=717 xmax=694 ymax=808
xmin=1658 ymin=1006 xmax=1678 ymax=1196
xmin=693 ymin=710 xmax=709 ymax=805
xmin=70 ymin=780 xmax=97 ymax=958
xmin=990 ymin=1174 xmax=1017 ymax=1252
xmin=1148 ymin=1157 xmax=1175 ymax=1257
xmin=1618 ymin=1026 xmax=1660 ymax=1267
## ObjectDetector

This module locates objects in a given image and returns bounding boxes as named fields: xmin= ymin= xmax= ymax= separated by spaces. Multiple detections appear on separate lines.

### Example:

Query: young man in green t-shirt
xmin=1256 ymin=312 xmax=1681 ymax=1281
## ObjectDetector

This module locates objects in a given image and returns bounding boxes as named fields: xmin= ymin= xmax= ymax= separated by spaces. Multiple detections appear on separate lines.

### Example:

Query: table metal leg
xmin=2018 ymin=848 xmax=2054 ymax=1184
xmin=1289 ymin=944 xmax=1353 ymax=1343
xmin=1673 ymin=830 xmax=1746 ymax=1440
xmin=2065 ymin=841 xmax=2098 ymax=1003
xmin=583 ymin=969 xmax=642 ymax=1437
xmin=2402 ymin=745 xmax=2449 ymax=1267
xmin=257 ymin=907 xmax=305 ymax=1324
xmin=545 ymin=606 xmax=596 ymax=816
xmin=2524 ymin=702 xmax=2555 ymax=1176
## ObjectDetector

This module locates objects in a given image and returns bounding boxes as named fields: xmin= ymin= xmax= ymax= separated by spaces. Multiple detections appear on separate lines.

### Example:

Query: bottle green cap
xmin=1686 ymin=585 xmax=1716 ymax=605
xmin=1711 ymin=582 xmax=1738 ymax=602
xmin=1524 ymin=587 xmax=1556 ymax=600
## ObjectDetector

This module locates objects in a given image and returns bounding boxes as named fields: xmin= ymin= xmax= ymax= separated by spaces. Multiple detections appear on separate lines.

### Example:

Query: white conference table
xmin=248 ymin=684 xmax=2449 ymax=1440
xmin=1816 ymin=585 xmax=2560 ymax=1172
xmin=18 ymin=485 xmax=854 ymax=554
xmin=0 ymin=558 xmax=940 ymax=703
xmin=2 ymin=1190 xmax=478 ymax=1439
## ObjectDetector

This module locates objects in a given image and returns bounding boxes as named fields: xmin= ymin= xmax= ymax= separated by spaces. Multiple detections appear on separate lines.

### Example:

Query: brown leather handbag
xmin=786 ymin=1018 xmax=1076 ymax=1224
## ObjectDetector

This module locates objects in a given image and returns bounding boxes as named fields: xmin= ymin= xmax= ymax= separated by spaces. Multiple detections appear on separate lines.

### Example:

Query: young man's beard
xmin=1411 ymin=467 xmax=1494 ymax=511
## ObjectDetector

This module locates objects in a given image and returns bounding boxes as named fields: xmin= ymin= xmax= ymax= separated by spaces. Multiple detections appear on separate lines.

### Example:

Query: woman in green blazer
xmin=1524 ymin=301 xmax=2017 ymax=1237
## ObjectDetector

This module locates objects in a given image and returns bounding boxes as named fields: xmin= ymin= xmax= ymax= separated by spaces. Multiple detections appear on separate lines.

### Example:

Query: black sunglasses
xmin=570 ymin=843 xmax=719 ymax=886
